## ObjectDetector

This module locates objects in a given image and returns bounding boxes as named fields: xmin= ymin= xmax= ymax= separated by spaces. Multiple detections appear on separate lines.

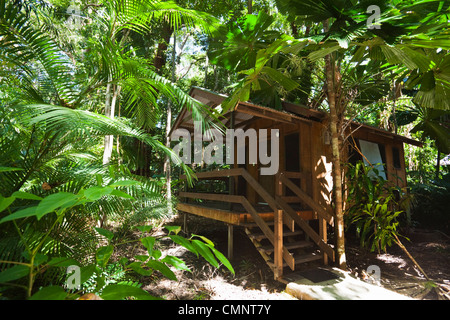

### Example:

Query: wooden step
xmin=258 ymin=241 xmax=313 ymax=254
xmin=247 ymin=230 xmax=303 ymax=241
xmin=267 ymin=252 xmax=322 ymax=269
xmin=293 ymin=253 xmax=323 ymax=264
xmin=241 ymin=221 xmax=275 ymax=228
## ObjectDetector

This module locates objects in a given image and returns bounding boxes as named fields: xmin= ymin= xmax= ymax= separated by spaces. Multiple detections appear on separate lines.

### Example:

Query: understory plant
xmin=0 ymin=185 xmax=234 ymax=300
xmin=345 ymin=161 xmax=431 ymax=282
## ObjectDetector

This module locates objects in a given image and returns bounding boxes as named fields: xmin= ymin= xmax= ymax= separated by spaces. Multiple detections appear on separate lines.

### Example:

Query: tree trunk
xmin=103 ymin=84 xmax=121 ymax=165
xmin=436 ymin=148 xmax=441 ymax=180
xmin=154 ymin=24 xmax=174 ymax=73
xmin=103 ymin=79 xmax=113 ymax=165
xmin=323 ymin=21 xmax=347 ymax=269
xmin=164 ymin=32 xmax=177 ymax=216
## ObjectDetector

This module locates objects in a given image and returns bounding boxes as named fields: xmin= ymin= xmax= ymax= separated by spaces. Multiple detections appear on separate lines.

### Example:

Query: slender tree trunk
xmin=324 ymin=21 xmax=347 ymax=269
xmin=103 ymin=84 xmax=121 ymax=165
xmin=164 ymin=32 xmax=177 ymax=216
xmin=103 ymin=79 xmax=113 ymax=165
xmin=436 ymin=148 xmax=441 ymax=180
xmin=103 ymin=30 xmax=129 ymax=165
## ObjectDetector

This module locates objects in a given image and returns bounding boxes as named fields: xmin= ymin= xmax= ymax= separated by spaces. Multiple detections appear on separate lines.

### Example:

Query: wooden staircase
xmin=243 ymin=221 xmax=322 ymax=272
xmin=179 ymin=168 xmax=336 ymax=281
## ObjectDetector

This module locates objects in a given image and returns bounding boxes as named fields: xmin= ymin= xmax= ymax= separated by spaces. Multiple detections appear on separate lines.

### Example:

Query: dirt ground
xmin=116 ymin=215 xmax=450 ymax=300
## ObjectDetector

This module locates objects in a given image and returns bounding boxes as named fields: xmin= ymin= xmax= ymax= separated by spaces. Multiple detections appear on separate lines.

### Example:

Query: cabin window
xmin=359 ymin=139 xmax=387 ymax=180
xmin=392 ymin=147 xmax=401 ymax=169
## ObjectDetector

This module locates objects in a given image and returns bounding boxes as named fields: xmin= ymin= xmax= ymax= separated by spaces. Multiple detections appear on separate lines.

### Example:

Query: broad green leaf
xmin=110 ymin=189 xmax=134 ymax=199
xmin=0 ymin=196 xmax=15 ymax=213
xmin=308 ymin=44 xmax=341 ymax=62
xmin=165 ymin=225 xmax=181 ymax=235
xmin=0 ymin=206 xmax=37 ymax=224
xmin=207 ymin=245 xmax=235 ymax=275
xmin=94 ymin=227 xmax=114 ymax=241
xmin=140 ymin=236 xmax=156 ymax=256
xmin=47 ymin=257 xmax=80 ymax=268
xmin=80 ymin=264 xmax=96 ymax=284
xmin=168 ymin=235 xmax=197 ymax=256
xmin=29 ymin=286 xmax=67 ymax=300
xmin=109 ymin=180 xmax=140 ymax=187
xmin=191 ymin=234 xmax=215 ymax=247
xmin=261 ymin=67 xmax=299 ymax=92
xmin=191 ymin=240 xmax=219 ymax=268
xmin=161 ymin=255 xmax=191 ymax=272
xmin=35 ymin=192 xmax=79 ymax=219
xmin=95 ymin=174 xmax=103 ymax=186
xmin=128 ymin=261 xmax=152 ymax=276
xmin=134 ymin=255 xmax=149 ymax=262
xmin=95 ymin=245 xmax=114 ymax=268
xmin=83 ymin=186 xmax=113 ymax=201
xmin=146 ymin=260 xmax=177 ymax=281
xmin=0 ymin=265 xmax=30 ymax=283
xmin=100 ymin=284 xmax=161 ymax=300
xmin=11 ymin=191 xmax=43 ymax=201
xmin=151 ymin=250 xmax=161 ymax=260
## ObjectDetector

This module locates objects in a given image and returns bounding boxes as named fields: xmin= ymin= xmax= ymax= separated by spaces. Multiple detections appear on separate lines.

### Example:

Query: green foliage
xmin=0 ymin=186 xmax=234 ymax=299
xmin=345 ymin=161 xmax=409 ymax=253
xmin=410 ymin=173 xmax=450 ymax=234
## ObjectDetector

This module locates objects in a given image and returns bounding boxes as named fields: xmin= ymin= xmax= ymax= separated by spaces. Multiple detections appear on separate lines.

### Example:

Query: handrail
xmin=278 ymin=173 xmax=334 ymax=225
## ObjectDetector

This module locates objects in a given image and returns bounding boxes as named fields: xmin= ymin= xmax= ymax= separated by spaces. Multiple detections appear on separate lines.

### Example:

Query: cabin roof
xmin=171 ymin=86 xmax=422 ymax=147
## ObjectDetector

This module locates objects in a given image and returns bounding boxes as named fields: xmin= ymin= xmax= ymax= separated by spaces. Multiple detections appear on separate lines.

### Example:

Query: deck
xmin=177 ymin=201 xmax=317 ymax=226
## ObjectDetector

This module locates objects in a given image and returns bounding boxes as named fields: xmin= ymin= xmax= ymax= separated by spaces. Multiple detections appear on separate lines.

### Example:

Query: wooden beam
xmin=179 ymin=192 xmax=243 ymax=203
xmin=180 ymin=168 xmax=244 ymax=180
xmin=177 ymin=203 xmax=240 ymax=225
xmin=236 ymin=103 xmax=311 ymax=125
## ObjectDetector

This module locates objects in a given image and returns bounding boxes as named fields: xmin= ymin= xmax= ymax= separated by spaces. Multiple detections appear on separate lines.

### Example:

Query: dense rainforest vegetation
xmin=0 ymin=0 xmax=449 ymax=300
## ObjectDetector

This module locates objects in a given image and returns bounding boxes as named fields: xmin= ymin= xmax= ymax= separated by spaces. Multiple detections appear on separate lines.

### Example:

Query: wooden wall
xmin=350 ymin=128 xmax=408 ymax=189
xmin=230 ymin=114 xmax=408 ymax=217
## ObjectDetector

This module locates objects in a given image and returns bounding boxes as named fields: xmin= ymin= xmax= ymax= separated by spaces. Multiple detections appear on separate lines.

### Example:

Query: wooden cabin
xmin=171 ymin=87 xmax=422 ymax=281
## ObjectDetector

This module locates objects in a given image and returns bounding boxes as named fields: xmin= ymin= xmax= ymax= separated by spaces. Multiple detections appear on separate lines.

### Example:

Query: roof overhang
xmin=170 ymin=87 xmax=312 ymax=135
xmin=171 ymin=87 xmax=423 ymax=147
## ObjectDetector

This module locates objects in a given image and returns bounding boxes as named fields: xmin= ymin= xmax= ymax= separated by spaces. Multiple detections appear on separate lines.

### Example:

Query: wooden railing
xmin=276 ymin=171 xmax=335 ymax=264
xmin=180 ymin=168 xmax=293 ymax=279
xmin=180 ymin=168 xmax=335 ymax=278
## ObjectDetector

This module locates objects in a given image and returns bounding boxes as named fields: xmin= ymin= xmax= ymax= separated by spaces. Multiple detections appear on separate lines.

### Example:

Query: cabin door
xmin=284 ymin=132 xmax=301 ymax=196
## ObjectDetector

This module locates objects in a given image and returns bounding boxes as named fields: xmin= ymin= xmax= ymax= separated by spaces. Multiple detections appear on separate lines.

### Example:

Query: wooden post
xmin=228 ymin=111 xmax=235 ymax=211
xmin=274 ymin=173 xmax=284 ymax=279
xmin=227 ymin=224 xmax=234 ymax=260
xmin=183 ymin=212 xmax=188 ymax=234
xmin=319 ymin=217 xmax=328 ymax=265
